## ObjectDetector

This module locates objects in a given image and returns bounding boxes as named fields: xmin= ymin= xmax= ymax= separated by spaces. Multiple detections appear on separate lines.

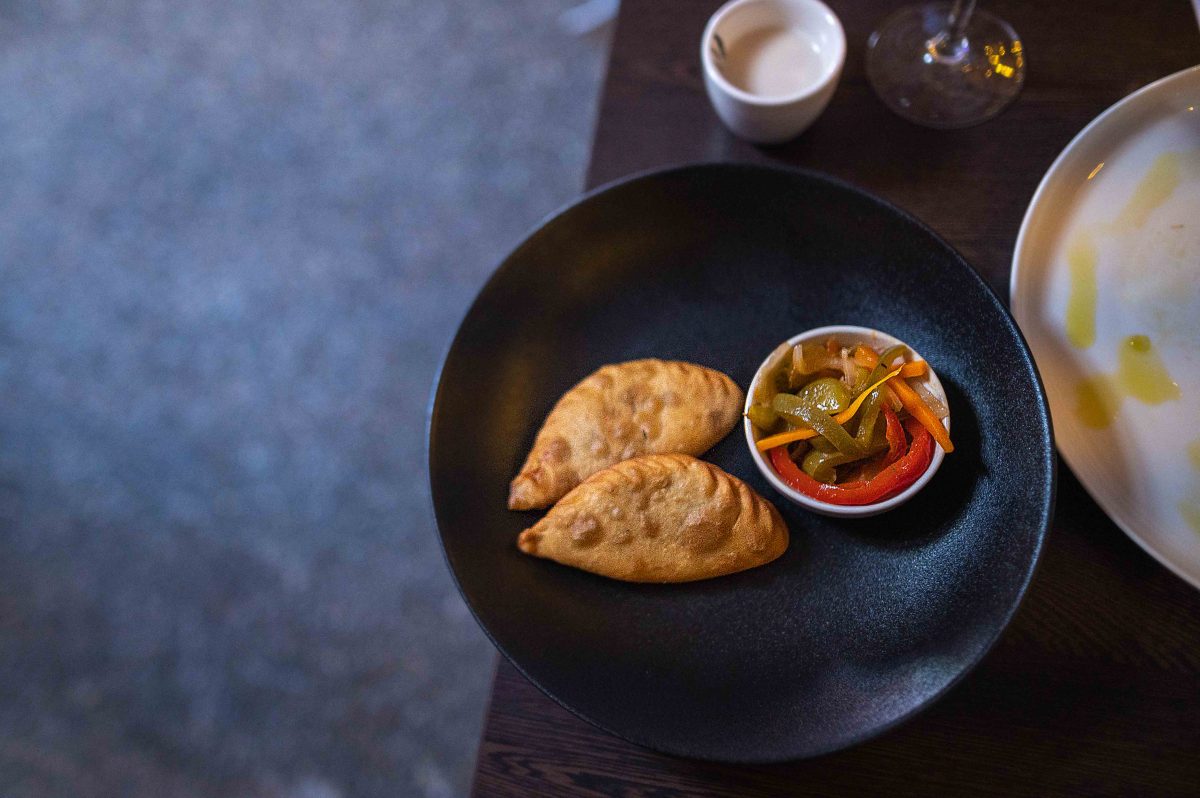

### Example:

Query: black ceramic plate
xmin=428 ymin=164 xmax=1053 ymax=762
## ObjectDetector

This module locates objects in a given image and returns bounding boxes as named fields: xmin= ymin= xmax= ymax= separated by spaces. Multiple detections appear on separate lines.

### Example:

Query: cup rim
xmin=744 ymin=325 xmax=950 ymax=518
xmin=701 ymin=0 xmax=847 ymax=108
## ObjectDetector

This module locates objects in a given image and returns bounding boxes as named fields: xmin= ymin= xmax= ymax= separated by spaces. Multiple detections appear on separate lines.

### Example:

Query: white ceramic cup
xmin=701 ymin=0 xmax=846 ymax=144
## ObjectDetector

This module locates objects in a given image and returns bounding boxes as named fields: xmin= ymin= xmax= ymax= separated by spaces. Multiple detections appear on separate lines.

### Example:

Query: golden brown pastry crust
xmin=516 ymin=454 xmax=788 ymax=582
xmin=508 ymin=360 xmax=744 ymax=510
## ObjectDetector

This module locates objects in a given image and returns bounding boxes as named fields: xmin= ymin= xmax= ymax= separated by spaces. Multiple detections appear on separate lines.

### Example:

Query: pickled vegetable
xmin=753 ymin=367 xmax=901 ymax=450
xmin=802 ymin=448 xmax=853 ymax=484
xmin=750 ymin=335 xmax=954 ymax=503
xmin=745 ymin=404 xmax=779 ymax=432
xmin=798 ymin=377 xmax=851 ymax=414
xmin=789 ymin=400 xmax=866 ymax=458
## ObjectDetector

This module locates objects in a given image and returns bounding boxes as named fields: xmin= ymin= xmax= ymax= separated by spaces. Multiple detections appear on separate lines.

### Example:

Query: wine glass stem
xmin=947 ymin=0 xmax=977 ymax=39
xmin=933 ymin=0 xmax=977 ymax=59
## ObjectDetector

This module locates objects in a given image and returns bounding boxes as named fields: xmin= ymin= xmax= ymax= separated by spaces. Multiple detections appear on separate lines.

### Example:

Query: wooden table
xmin=471 ymin=1 xmax=1200 ymax=794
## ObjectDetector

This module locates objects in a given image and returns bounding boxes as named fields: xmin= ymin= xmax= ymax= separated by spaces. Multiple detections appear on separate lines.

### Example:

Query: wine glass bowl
xmin=866 ymin=1 xmax=1025 ymax=129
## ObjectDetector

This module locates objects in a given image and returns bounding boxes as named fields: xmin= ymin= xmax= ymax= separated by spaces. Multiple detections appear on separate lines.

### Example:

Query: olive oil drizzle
xmin=1074 ymin=335 xmax=1180 ymax=429
xmin=1064 ymin=152 xmax=1185 ymax=353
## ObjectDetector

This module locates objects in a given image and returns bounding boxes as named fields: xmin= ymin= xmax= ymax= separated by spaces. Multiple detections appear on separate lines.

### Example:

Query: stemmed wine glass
xmin=866 ymin=0 xmax=1025 ymax=128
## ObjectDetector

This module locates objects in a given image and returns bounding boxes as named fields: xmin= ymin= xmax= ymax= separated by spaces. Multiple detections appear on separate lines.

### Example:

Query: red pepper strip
xmin=768 ymin=417 xmax=934 ymax=506
xmin=879 ymin=405 xmax=906 ymax=468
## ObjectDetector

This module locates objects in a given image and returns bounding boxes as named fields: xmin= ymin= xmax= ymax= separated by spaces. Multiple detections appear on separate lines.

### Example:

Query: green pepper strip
xmin=801 ymin=448 xmax=853 ymax=483
xmin=802 ymin=434 xmax=890 ymax=482
xmin=853 ymin=389 xmax=883 ymax=447
xmin=849 ymin=345 xmax=904 ymax=393
xmin=770 ymin=392 xmax=803 ymax=420
xmin=745 ymin=404 xmax=779 ymax=433
xmin=852 ymin=344 xmax=906 ymax=393
xmin=799 ymin=401 xmax=865 ymax=457
xmin=878 ymin=344 xmax=907 ymax=367
xmin=780 ymin=374 xmax=887 ymax=465
xmin=797 ymin=377 xmax=851 ymax=414
xmin=774 ymin=376 xmax=857 ymax=434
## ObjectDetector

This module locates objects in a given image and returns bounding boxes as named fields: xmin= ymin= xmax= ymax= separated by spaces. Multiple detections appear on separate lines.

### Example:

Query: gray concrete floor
xmin=0 ymin=1 xmax=607 ymax=795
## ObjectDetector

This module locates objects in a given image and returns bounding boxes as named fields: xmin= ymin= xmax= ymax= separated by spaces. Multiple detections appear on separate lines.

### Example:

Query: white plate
xmin=1012 ymin=65 xmax=1200 ymax=589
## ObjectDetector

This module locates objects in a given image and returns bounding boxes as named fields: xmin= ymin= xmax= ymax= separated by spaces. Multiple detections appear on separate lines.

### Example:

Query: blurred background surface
xmin=0 ymin=1 xmax=608 ymax=795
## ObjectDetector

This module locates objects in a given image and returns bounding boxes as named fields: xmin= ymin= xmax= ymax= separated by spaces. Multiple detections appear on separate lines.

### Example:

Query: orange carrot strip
xmin=852 ymin=346 xmax=879 ymax=368
xmin=889 ymin=377 xmax=954 ymax=453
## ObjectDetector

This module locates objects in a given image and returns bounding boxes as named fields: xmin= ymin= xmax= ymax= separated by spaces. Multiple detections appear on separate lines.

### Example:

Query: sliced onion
xmin=913 ymin=382 xmax=950 ymax=420
xmin=791 ymin=343 xmax=840 ymax=380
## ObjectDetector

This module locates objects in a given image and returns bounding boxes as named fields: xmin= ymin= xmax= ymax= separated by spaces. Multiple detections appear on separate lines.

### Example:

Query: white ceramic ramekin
xmin=745 ymin=325 xmax=950 ymax=518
